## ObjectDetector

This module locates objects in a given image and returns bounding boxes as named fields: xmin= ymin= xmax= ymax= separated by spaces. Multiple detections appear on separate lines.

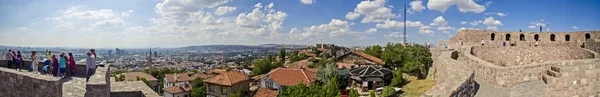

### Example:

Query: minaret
xmin=148 ymin=48 xmax=153 ymax=74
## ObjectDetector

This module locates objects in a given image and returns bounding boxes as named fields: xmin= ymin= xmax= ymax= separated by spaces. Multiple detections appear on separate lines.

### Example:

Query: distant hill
xmin=178 ymin=44 xmax=310 ymax=52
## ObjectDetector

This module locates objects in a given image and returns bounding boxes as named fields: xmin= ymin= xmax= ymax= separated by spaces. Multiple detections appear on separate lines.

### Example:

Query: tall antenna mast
xmin=403 ymin=0 xmax=407 ymax=44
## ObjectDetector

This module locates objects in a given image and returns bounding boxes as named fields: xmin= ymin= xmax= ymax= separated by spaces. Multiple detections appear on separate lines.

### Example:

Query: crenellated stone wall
xmin=0 ymin=66 xmax=63 ymax=97
xmin=424 ymin=51 xmax=477 ymax=97
xmin=440 ymin=30 xmax=600 ymax=49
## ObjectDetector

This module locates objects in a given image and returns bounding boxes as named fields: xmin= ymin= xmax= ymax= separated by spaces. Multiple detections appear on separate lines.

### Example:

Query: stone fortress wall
xmin=440 ymin=30 xmax=600 ymax=49
xmin=424 ymin=50 xmax=477 ymax=97
xmin=0 ymin=60 xmax=159 ymax=97
xmin=429 ymin=30 xmax=600 ymax=96
xmin=471 ymin=46 xmax=595 ymax=66
xmin=0 ymin=63 xmax=63 ymax=97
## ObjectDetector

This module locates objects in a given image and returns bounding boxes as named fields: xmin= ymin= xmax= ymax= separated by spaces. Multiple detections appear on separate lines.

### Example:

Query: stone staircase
xmin=542 ymin=66 xmax=561 ymax=84
xmin=541 ymin=62 xmax=600 ymax=96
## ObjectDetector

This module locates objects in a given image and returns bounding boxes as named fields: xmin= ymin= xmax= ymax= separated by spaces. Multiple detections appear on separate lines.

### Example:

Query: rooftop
xmin=264 ymin=67 xmax=318 ymax=86
xmin=203 ymin=71 xmax=249 ymax=86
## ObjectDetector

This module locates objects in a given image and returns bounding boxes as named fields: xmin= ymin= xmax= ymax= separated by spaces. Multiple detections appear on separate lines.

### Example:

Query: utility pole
xmin=403 ymin=0 xmax=407 ymax=44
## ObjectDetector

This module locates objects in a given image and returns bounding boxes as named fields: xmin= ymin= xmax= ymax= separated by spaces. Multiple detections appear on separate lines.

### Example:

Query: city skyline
xmin=0 ymin=0 xmax=599 ymax=48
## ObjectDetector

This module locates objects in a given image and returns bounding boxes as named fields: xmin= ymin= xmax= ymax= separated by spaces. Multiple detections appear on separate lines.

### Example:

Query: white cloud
xmin=460 ymin=21 xmax=467 ymax=25
xmin=485 ymin=1 xmax=493 ymax=6
xmin=55 ymin=21 xmax=74 ymax=30
xmin=215 ymin=6 xmax=237 ymax=16
xmin=366 ymin=28 xmax=377 ymax=34
xmin=458 ymin=27 xmax=479 ymax=32
xmin=121 ymin=10 xmax=134 ymax=17
xmin=528 ymin=19 xmax=547 ymax=29
xmin=92 ymin=18 xmax=125 ymax=28
xmin=419 ymin=26 xmax=434 ymax=34
xmin=429 ymin=16 xmax=447 ymax=26
xmin=485 ymin=12 xmax=508 ymax=17
xmin=427 ymin=0 xmax=486 ymax=13
xmin=288 ymin=19 xmax=363 ymax=40
xmin=155 ymin=0 xmax=230 ymax=23
xmin=236 ymin=8 xmax=265 ymax=28
xmin=349 ymin=0 xmax=396 ymax=23
xmin=572 ymin=26 xmax=578 ymax=29
xmin=483 ymin=17 xmax=502 ymax=30
xmin=54 ymin=8 xmax=115 ymax=20
xmin=376 ymin=20 xmax=423 ymax=29
xmin=300 ymin=0 xmax=314 ymax=4
xmin=384 ymin=32 xmax=405 ymax=38
xmin=345 ymin=12 xmax=360 ymax=20
xmin=469 ymin=20 xmax=482 ymax=26
xmin=409 ymin=0 xmax=425 ymax=12
xmin=437 ymin=26 xmax=455 ymax=34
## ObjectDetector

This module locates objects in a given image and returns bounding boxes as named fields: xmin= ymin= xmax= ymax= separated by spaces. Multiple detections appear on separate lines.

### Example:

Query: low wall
xmin=111 ymin=81 xmax=161 ymax=97
xmin=424 ymin=51 xmax=478 ymax=97
xmin=85 ymin=64 xmax=111 ymax=97
xmin=0 ymin=67 xmax=63 ymax=97
xmin=471 ymin=46 xmax=594 ymax=66
xmin=584 ymin=39 xmax=600 ymax=54
xmin=0 ymin=60 xmax=88 ymax=76
xmin=463 ymin=46 xmax=600 ymax=87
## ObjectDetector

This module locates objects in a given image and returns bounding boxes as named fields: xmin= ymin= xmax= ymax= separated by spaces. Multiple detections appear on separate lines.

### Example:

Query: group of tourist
xmin=5 ymin=50 xmax=23 ymax=71
xmin=5 ymin=49 xmax=98 ymax=81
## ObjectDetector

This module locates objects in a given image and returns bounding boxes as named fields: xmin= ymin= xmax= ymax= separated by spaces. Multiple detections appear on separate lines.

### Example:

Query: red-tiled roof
xmin=285 ymin=60 xmax=313 ymax=69
xmin=162 ymin=86 xmax=192 ymax=94
xmin=352 ymin=50 xmax=385 ymax=65
xmin=254 ymin=88 xmax=278 ymax=97
xmin=263 ymin=68 xmax=317 ymax=86
xmin=164 ymin=73 xmax=192 ymax=83
xmin=190 ymin=72 xmax=213 ymax=80
xmin=203 ymin=71 xmax=249 ymax=86
xmin=122 ymin=72 xmax=158 ymax=81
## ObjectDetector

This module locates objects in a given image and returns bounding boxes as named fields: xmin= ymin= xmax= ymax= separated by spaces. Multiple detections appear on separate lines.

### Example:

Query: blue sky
xmin=0 ymin=0 xmax=598 ymax=48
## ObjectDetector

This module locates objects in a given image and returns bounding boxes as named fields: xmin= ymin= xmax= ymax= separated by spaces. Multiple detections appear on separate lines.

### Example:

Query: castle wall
xmin=424 ymin=51 xmax=477 ymax=97
xmin=85 ymin=64 xmax=111 ymax=97
xmin=442 ymin=30 xmax=600 ymax=48
xmin=0 ymin=62 xmax=63 ymax=97
xmin=463 ymin=46 xmax=600 ymax=88
xmin=471 ymin=46 xmax=595 ymax=66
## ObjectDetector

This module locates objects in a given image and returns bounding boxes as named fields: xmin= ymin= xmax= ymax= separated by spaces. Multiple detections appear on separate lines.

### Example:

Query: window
xmin=550 ymin=34 xmax=556 ymax=41
xmin=586 ymin=33 xmax=591 ymax=40
xmin=491 ymin=33 xmax=495 ymax=41
xmin=534 ymin=34 xmax=539 ymax=41
xmin=207 ymin=85 xmax=212 ymax=92
xmin=221 ymin=87 xmax=227 ymax=94
xmin=519 ymin=34 xmax=525 ymax=41
xmin=565 ymin=35 xmax=571 ymax=41
xmin=505 ymin=34 xmax=511 ymax=41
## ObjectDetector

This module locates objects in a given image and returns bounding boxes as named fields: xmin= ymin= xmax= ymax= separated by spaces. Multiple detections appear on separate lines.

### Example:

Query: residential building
xmin=336 ymin=50 xmax=386 ymax=69
xmin=163 ymin=85 xmax=192 ymax=97
xmin=257 ymin=67 xmax=318 ymax=97
xmin=164 ymin=73 xmax=192 ymax=87
xmin=204 ymin=71 xmax=250 ymax=97
xmin=122 ymin=72 xmax=159 ymax=91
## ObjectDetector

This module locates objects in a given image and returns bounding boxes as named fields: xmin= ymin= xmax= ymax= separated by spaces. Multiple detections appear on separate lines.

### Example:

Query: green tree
xmin=348 ymin=89 xmax=360 ymax=97
xmin=377 ymin=43 xmax=433 ymax=79
xmin=279 ymin=48 xmax=286 ymax=62
xmin=390 ymin=69 xmax=405 ymax=87
xmin=323 ymin=76 xmax=340 ymax=97
xmin=279 ymin=81 xmax=307 ymax=97
xmin=190 ymin=78 xmax=206 ymax=97
xmin=369 ymin=90 xmax=376 ymax=97
xmin=381 ymin=42 xmax=406 ymax=69
xmin=316 ymin=62 xmax=338 ymax=85
xmin=364 ymin=45 xmax=383 ymax=58
xmin=381 ymin=86 xmax=396 ymax=97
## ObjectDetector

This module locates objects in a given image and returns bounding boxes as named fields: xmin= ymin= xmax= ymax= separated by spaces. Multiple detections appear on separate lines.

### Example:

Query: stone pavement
xmin=62 ymin=77 xmax=87 ymax=97
xmin=508 ymin=80 xmax=548 ymax=97
xmin=474 ymin=77 xmax=510 ymax=97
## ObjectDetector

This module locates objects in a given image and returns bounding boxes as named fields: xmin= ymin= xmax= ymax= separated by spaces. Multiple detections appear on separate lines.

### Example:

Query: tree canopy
xmin=367 ymin=42 xmax=433 ymax=79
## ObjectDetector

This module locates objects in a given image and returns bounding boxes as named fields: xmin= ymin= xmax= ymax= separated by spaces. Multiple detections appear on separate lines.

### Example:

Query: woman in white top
xmin=31 ymin=51 xmax=39 ymax=73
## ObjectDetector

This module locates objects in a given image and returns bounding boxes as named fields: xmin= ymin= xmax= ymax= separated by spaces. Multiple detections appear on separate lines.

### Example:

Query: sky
xmin=0 ymin=0 xmax=599 ymax=48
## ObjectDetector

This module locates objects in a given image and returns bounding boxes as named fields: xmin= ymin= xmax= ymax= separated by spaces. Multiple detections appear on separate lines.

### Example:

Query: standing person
xmin=68 ymin=53 xmax=76 ymax=77
xmin=51 ymin=55 xmax=59 ymax=76
xmin=481 ymin=39 xmax=485 ymax=46
xmin=90 ymin=49 xmax=97 ymax=59
xmin=46 ymin=50 xmax=52 ymax=61
xmin=86 ymin=52 xmax=96 ymax=81
xmin=31 ymin=51 xmax=39 ymax=73
xmin=6 ymin=50 xmax=13 ymax=69
xmin=459 ymin=39 xmax=463 ymax=46
xmin=59 ymin=53 xmax=67 ymax=77
xmin=16 ymin=51 xmax=22 ymax=71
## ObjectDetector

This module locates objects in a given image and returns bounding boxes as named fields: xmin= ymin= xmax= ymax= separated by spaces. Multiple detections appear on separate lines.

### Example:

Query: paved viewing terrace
xmin=0 ymin=60 xmax=159 ymax=97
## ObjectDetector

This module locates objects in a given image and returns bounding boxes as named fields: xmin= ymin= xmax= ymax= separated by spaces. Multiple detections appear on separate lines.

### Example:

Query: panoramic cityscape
xmin=0 ymin=0 xmax=599 ymax=97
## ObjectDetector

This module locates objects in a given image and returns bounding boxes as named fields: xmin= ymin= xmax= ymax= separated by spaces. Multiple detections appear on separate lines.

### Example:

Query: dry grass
xmin=400 ymin=75 xmax=436 ymax=97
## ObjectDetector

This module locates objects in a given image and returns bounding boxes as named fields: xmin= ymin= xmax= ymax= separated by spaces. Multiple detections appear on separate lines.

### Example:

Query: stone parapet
xmin=0 ymin=67 xmax=63 ymax=97
xmin=463 ymin=46 xmax=600 ymax=88
xmin=424 ymin=51 xmax=477 ymax=97
xmin=85 ymin=64 xmax=111 ymax=97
